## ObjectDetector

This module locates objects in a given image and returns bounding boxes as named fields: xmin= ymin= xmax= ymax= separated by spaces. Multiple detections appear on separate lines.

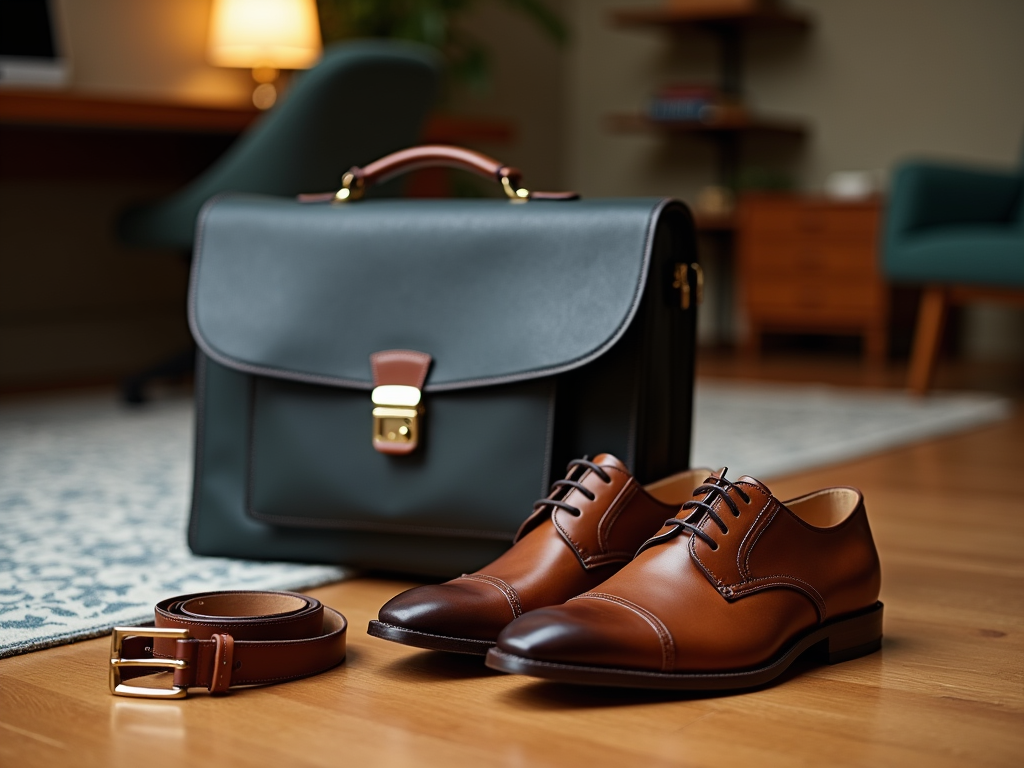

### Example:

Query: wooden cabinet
xmin=737 ymin=195 xmax=889 ymax=362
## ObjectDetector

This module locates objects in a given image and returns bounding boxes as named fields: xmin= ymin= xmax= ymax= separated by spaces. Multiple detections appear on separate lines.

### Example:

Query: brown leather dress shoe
xmin=487 ymin=471 xmax=883 ymax=689
xmin=367 ymin=455 xmax=712 ymax=654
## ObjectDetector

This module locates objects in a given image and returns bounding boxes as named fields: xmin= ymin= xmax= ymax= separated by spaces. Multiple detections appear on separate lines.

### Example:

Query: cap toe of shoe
xmin=377 ymin=581 xmax=518 ymax=641
xmin=496 ymin=599 xmax=668 ymax=671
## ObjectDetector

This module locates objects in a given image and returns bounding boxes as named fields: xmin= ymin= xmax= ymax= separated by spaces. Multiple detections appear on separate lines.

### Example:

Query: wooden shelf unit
xmin=608 ymin=3 xmax=812 ymax=190
xmin=608 ymin=111 xmax=807 ymax=137
xmin=612 ymin=5 xmax=812 ymax=31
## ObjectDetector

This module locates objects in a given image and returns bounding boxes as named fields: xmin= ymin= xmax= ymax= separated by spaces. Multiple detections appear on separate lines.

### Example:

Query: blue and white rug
xmin=690 ymin=380 xmax=1012 ymax=478
xmin=0 ymin=382 xmax=1012 ymax=658
xmin=0 ymin=395 xmax=348 ymax=659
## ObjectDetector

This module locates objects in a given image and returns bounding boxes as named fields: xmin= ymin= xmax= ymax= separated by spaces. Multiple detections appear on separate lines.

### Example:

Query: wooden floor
xmin=2 ymin=373 xmax=1023 ymax=767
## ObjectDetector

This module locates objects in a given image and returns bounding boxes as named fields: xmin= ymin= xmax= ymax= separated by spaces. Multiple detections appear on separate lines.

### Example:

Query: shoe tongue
xmin=591 ymin=453 xmax=627 ymax=472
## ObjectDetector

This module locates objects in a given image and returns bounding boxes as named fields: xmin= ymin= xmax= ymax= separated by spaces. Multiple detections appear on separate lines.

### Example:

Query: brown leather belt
xmin=109 ymin=591 xmax=347 ymax=698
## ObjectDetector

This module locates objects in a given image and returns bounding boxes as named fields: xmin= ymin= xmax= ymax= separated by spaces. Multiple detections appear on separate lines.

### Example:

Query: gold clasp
xmin=691 ymin=262 xmax=704 ymax=306
xmin=333 ymin=171 xmax=365 ymax=204
xmin=672 ymin=263 xmax=691 ymax=309
xmin=371 ymin=385 xmax=422 ymax=454
xmin=500 ymin=175 xmax=531 ymax=203
xmin=672 ymin=262 xmax=705 ymax=310
xmin=109 ymin=627 xmax=190 ymax=699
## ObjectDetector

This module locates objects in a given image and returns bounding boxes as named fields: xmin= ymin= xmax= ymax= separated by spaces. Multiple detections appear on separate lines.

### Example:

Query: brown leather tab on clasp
xmin=370 ymin=350 xmax=432 ymax=389
xmin=370 ymin=350 xmax=431 ymax=456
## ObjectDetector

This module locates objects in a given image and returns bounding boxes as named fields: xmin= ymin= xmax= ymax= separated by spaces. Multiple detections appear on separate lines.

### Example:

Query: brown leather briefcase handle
xmin=109 ymin=591 xmax=347 ymax=698
xmin=298 ymin=144 xmax=578 ymax=204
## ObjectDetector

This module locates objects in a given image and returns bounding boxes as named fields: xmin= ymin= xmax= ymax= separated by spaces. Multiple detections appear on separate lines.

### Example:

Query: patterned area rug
xmin=0 ymin=395 xmax=348 ymax=659
xmin=690 ymin=380 xmax=1012 ymax=478
xmin=0 ymin=382 xmax=1011 ymax=659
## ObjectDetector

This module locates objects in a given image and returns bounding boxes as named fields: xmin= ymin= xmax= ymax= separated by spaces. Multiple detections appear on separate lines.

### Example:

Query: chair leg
xmin=907 ymin=286 xmax=948 ymax=395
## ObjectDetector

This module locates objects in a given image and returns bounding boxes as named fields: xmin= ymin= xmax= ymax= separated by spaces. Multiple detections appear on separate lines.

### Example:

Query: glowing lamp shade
xmin=208 ymin=0 xmax=322 ymax=108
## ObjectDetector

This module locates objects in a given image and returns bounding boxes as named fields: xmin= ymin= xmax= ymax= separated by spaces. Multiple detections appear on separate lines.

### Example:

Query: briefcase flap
xmin=190 ymin=195 xmax=674 ymax=390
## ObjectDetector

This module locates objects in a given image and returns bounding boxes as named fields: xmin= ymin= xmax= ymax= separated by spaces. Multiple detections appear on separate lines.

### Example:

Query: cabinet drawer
xmin=745 ymin=278 xmax=883 ymax=318
xmin=739 ymin=197 xmax=880 ymax=245
xmin=743 ymin=242 xmax=881 ymax=279
xmin=816 ymin=208 xmax=879 ymax=243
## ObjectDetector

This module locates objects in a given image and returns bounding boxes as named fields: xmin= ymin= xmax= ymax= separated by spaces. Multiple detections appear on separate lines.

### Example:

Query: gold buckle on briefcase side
xmin=371 ymin=385 xmax=422 ymax=454
xmin=109 ymin=627 xmax=190 ymax=699
xmin=672 ymin=262 xmax=705 ymax=310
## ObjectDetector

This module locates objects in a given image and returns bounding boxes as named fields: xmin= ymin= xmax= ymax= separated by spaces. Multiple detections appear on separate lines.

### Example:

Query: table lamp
xmin=207 ymin=0 xmax=322 ymax=110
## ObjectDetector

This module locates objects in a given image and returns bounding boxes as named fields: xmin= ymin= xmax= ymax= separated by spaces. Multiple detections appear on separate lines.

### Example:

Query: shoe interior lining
xmin=644 ymin=468 xmax=712 ymax=506
xmin=785 ymin=488 xmax=860 ymax=528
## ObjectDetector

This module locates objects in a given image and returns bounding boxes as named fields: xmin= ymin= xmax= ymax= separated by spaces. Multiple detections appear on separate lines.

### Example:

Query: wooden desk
xmin=0 ymin=89 xmax=514 ymax=188
xmin=1 ymin=407 xmax=1021 ymax=767
xmin=0 ymin=88 xmax=514 ymax=142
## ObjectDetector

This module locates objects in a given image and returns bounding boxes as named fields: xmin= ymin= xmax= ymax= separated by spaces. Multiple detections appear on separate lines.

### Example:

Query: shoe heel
xmin=825 ymin=602 xmax=883 ymax=664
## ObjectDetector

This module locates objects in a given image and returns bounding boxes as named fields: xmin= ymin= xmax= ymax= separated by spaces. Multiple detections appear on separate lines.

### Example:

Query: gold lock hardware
xmin=673 ymin=263 xmax=691 ymax=309
xmin=672 ymin=262 xmax=704 ymax=310
xmin=371 ymin=385 xmax=422 ymax=455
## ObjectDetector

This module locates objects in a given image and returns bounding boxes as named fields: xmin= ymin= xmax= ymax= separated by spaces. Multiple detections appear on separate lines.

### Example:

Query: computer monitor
xmin=0 ymin=0 xmax=70 ymax=87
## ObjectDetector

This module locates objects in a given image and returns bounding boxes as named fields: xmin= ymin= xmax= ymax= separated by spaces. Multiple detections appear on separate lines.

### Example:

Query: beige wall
xmin=53 ymin=0 xmax=253 ymax=105
xmin=4 ymin=0 xmax=1022 ymax=388
xmin=48 ymin=0 xmax=566 ymax=187
xmin=447 ymin=1 xmax=568 ymax=192
xmin=0 ymin=1 xmax=566 ymax=389
xmin=564 ymin=0 xmax=1024 ymax=198
xmin=562 ymin=0 xmax=1024 ymax=354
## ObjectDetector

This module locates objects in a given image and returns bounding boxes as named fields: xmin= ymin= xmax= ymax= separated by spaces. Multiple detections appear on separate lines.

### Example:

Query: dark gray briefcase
xmin=186 ymin=146 xmax=701 ymax=576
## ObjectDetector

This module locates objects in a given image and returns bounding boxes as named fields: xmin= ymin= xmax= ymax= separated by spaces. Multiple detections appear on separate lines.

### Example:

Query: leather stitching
xmin=730 ymin=576 xmax=828 ymax=621
xmin=688 ymin=513 xmax=724 ymax=587
xmin=736 ymin=489 xmax=774 ymax=581
xmin=743 ymin=505 xmax=779 ymax=577
xmin=739 ymin=499 xmax=829 ymax=620
xmin=573 ymin=592 xmax=675 ymax=671
xmin=597 ymin=478 xmax=638 ymax=554
xmin=459 ymin=574 xmax=522 ymax=618
xmin=583 ymin=551 xmax=636 ymax=565
xmin=553 ymin=508 xmax=590 ymax=561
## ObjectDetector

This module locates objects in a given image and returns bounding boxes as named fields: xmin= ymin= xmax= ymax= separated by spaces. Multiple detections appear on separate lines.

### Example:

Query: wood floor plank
xmin=2 ymin=404 xmax=1021 ymax=767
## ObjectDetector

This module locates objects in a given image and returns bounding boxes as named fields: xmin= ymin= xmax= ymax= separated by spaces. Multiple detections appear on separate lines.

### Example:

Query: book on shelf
xmin=667 ymin=0 xmax=780 ymax=13
xmin=648 ymin=85 xmax=747 ymax=124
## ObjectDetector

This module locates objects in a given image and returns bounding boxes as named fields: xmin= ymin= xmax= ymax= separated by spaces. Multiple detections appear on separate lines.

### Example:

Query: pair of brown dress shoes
xmin=368 ymin=454 xmax=883 ymax=690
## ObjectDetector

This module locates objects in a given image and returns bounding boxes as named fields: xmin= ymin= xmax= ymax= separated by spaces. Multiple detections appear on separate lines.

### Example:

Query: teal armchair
xmin=120 ymin=40 xmax=441 ymax=250
xmin=117 ymin=40 xmax=441 ymax=402
xmin=883 ymin=158 xmax=1024 ymax=393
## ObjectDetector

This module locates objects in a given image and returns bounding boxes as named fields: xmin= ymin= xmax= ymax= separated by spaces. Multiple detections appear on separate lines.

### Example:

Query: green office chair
xmin=883 ymin=153 xmax=1024 ymax=393
xmin=118 ymin=40 xmax=441 ymax=401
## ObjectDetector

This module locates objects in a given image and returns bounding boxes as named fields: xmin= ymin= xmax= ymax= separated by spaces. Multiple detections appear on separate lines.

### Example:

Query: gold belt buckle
xmin=371 ymin=384 xmax=422 ymax=454
xmin=109 ymin=627 xmax=190 ymax=699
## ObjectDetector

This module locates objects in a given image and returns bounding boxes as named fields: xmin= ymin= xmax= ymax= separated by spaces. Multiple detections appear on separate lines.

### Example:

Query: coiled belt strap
xmin=110 ymin=591 xmax=347 ymax=697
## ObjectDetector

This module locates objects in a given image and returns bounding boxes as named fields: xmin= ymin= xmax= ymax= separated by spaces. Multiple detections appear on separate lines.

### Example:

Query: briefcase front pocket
xmin=247 ymin=376 xmax=554 ymax=539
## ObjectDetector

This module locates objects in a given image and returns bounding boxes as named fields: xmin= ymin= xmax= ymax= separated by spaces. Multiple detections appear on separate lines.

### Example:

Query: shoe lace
xmin=660 ymin=469 xmax=750 ymax=551
xmin=532 ymin=457 xmax=612 ymax=518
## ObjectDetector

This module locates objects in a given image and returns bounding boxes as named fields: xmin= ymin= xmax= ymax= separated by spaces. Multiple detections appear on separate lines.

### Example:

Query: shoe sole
xmin=484 ymin=601 xmax=883 ymax=690
xmin=367 ymin=620 xmax=495 ymax=655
